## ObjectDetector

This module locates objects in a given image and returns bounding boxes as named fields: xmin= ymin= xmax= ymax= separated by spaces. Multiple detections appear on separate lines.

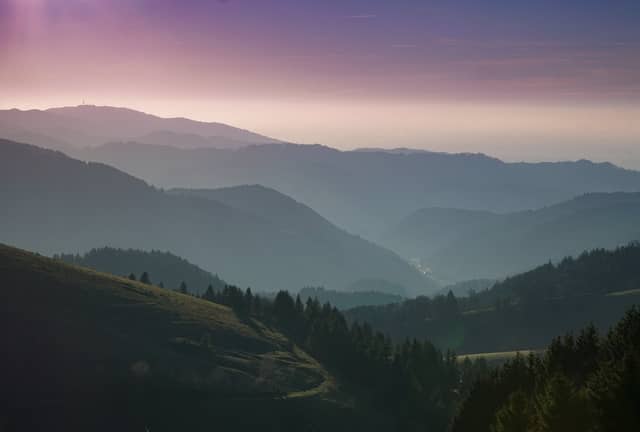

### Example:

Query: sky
xmin=1 ymin=0 xmax=640 ymax=167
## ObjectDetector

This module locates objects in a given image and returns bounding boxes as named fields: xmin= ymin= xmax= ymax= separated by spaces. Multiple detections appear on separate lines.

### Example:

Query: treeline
xmin=55 ymin=247 xmax=226 ymax=294
xmin=461 ymin=242 xmax=640 ymax=311
xmin=202 ymin=284 xmax=488 ymax=431
xmin=347 ymin=244 xmax=640 ymax=353
xmin=453 ymin=307 xmax=640 ymax=432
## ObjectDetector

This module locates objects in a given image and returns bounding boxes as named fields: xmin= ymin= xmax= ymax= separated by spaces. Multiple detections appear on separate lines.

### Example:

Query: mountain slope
xmin=79 ymin=141 xmax=640 ymax=239
xmin=55 ymin=247 xmax=228 ymax=294
xmin=0 ymin=139 xmax=432 ymax=295
xmin=170 ymin=185 xmax=436 ymax=296
xmin=0 ymin=105 xmax=277 ymax=151
xmin=0 ymin=244 xmax=346 ymax=431
xmin=382 ymin=208 xmax=500 ymax=265
xmin=386 ymin=193 xmax=640 ymax=281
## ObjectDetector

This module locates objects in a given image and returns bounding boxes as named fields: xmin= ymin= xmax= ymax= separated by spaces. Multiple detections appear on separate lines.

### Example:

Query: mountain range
xmin=385 ymin=193 xmax=640 ymax=281
xmin=0 ymin=105 xmax=277 ymax=152
xmin=0 ymin=138 xmax=432 ymax=295
xmin=78 ymin=140 xmax=640 ymax=241
xmin=3 ymin=105 xmax=640 ymax=241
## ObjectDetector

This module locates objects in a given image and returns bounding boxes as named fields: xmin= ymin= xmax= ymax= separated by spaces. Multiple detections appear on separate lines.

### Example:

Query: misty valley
xmin=1 ymin=105 xmax=639 ymax=431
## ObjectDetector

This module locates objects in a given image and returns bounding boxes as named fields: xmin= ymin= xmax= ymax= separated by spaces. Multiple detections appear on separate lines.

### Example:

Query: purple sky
xmin=2 ymin=0 xmax=640 ymax=166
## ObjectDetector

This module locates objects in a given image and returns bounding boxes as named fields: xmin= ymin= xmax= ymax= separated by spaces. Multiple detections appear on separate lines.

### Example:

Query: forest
xmin=452 ymin=308 xmax=640 ymax=431
xmin=347 ymin=244 xmax=640 ymax=353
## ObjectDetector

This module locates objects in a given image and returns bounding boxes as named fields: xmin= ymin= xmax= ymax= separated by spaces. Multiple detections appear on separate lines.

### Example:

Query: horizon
xmin=2 ymin=0 xmax=640 ymax=168
xmin=3 ymin=102 xmax=640 ymax=170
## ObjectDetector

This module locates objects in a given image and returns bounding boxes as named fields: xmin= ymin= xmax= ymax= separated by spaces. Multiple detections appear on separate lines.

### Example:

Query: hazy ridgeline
xmin=4 ymin=107 xmax=640 ymax=242
xmin=384 ymin=193 xmax=640 ymax=282
xmin=0 ymin=139 xmax=433 ymax=296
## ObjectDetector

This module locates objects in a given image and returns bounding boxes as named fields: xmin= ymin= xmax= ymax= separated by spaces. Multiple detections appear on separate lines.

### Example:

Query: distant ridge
xmin=0 ymin=138 xmax=434 ymax=295
xmin=386 ymin=192 xmax=640 ymax=281
xmin=78 ymin=140 xmax=640 ymax=239
xmin=0 ymin=105 xmax=279 ymax=151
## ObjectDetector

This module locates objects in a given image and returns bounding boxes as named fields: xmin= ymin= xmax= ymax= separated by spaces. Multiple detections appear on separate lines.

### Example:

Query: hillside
xmin=346 ymin=244 xmax=640 ymax=354
xmin=77 ymin=141 xmax=640 ymax=239
xmin=386 ymin=193 xmax=640 ymax=281
xmin=0 ymin=105 xmax=277 ymax=151
xmin=170 ymin=186 xmax=435 ymax=296
xmin=55 ymin=247 xmax=228 ymax=294
xmin=0 ymin=244 xmax=355 ymax=431
xmin=0 ymin=139 xmax=432 ymax=295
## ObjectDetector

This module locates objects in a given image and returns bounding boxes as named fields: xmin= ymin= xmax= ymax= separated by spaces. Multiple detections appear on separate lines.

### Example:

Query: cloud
xmin=346 ymin=14 xmax=377 ymax=19
xmin=391 ymin=44 xmax=418 ymax=49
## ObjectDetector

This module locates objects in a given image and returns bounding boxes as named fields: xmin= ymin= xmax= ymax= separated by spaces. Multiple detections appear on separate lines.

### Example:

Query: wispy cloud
xmin=346 ymin=14 xmax=377 ymax=19
xmin=391 ymin=44 xmax=417 ymax=49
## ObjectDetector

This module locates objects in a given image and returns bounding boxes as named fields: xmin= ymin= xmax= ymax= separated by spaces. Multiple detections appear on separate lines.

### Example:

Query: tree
xmin=128 ymin=273 xmax=137 ymax=281
xmin=204 ymin=284 xmax=215 ymax=301
xmin=490 ymin=391 xmax=531 ymax=432
xmin=531 ymin=374 xmax=595 ymax=432
xmin=179 ymin=281 xmax=188 ymax=295
xmin=140 ymin=272 xmax=151 ymax=285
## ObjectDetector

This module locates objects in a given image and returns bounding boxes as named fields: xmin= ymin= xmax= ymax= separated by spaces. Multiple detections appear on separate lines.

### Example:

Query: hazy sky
xmin=2 ymin=0 xmax=640 ymax=166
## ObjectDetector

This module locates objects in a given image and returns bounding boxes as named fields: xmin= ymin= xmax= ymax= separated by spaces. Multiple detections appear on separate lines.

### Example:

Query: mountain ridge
xmin=0 ymin=138 xmax=433 ymax=295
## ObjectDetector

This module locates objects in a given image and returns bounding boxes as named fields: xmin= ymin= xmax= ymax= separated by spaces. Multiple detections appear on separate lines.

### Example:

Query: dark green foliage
xmin=347 ymin=244 xmax=640 ymax=353
xmin=179 ymin=281 xmax=189 ymax=295
xmin=139 ymin=271 xmax=151 ymax=285
xmin=453 ymin=308 xmax=640 ymax=432
xmin=55 ymin=247 xmax=226 ymax=295
xmin=1 ymin=244 xmax=374 ymax=432
xmin=472 ymin=243 xmax=640 ymax=308
xmin=204 ymin=286 xmax=487 ymax=431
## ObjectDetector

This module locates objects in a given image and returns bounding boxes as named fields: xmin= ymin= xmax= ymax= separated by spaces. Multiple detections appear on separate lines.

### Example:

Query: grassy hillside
xmin=0 ymin=244 xmax=372 ymax=431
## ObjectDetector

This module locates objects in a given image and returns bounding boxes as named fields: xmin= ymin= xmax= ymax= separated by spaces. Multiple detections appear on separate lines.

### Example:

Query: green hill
xmin=0 ymin=244 xmax=367 ymax=431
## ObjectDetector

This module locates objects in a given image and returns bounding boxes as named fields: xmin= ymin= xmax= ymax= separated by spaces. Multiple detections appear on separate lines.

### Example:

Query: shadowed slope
xmin=0 ymin=244 xmax=363 ymax=431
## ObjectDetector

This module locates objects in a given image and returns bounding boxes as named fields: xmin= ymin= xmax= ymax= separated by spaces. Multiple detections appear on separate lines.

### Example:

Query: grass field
xmin=606 ymin=288 xmax=640 ymax=297
xmin=457 ymin=350 xmax=542 ymax=364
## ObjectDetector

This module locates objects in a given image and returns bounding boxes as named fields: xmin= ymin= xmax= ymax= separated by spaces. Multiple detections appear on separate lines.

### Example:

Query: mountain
xmin=386 ymin=193 xmax=640 ymax=281
xmin=0 ymin=105 xmax=277 ymax=151
xmin=0 ymin=243 xmax=363 ymax=431
xmin=346 ymin=243 xmax=640 ymax=354
xmin=55 ymin=247 xmax=227 ymax=294
xmin=169 ymin=185 xmax=435 ymax=296
xmin=0 ymin=139 xmax=433 ymax=295
xmin=77 ymin=141 xmax=640 ymax=239
xmin=382 ymin=208 xmax=500 ymax=268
